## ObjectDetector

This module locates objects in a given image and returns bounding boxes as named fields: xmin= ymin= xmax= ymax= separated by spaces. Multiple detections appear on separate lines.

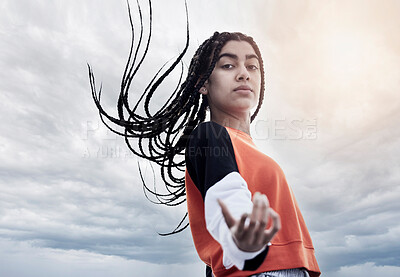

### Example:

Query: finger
xmin=249 ymin=194 xmax=260 ymax=228
xmin=217 ymin=199 xmax=236 ymax=229
xmin=235 ymin=213 xmax=248 ymax=240
xmin=263 ymin=208 xmax=281 ymax=244
xmin=270 ymin=208 xmax=281 ymax=232
xmin=244 ymin=193 xmax=262 ymax=241
xmin=253 ymin=193 xmax=267 ymax=222
xmin=258 ymin=194 xmax=269 ymax=223
xmin=254 ymin=195 xmax=270 ymax=245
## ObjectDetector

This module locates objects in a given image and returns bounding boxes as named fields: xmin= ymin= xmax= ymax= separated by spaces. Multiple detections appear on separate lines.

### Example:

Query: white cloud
xmin=0 ymin=238 xmax=204 ymax=277
xmin=1 ymin=0 xmax=400 ymax=276
xmin=326 ymin=262 xmax=400 ymax=277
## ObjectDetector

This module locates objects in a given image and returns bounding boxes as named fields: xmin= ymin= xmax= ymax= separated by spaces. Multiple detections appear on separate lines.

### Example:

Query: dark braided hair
xmin=87 ymin=0 xmax=266 ymax=234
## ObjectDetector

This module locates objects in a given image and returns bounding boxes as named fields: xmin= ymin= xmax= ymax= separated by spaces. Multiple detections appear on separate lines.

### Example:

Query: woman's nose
xmin=236 ymin=65 xmax=250 ymax=81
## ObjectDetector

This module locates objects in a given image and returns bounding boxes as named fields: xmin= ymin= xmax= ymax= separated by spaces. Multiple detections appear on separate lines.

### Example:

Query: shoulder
xmin=185 ymin=121 xmax=234 ymax=159
xmin=189 ymin=121 xmax=230 ymax=142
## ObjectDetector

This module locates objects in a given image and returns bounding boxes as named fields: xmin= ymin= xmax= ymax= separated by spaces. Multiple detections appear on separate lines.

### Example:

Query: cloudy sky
xmin=1 ymin=0 xmax=399 ymax=276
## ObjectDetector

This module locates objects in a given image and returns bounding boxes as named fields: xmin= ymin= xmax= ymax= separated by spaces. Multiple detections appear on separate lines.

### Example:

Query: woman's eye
xmin=222 ymin=64 xmax=234 ymax=69
xmin=247 ymin=65 xmax=259 ymax=70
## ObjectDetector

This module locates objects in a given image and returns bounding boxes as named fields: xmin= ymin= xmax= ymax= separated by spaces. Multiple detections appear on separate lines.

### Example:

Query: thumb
xmin=218 ymin=199 xmax=236 ymax=228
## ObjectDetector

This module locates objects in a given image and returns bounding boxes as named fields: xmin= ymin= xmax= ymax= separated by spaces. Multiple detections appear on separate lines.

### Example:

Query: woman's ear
xmin=199 ymin=86 xmax=208 ymax=95
xmin=199 ymin=80 xmax=209 ymax=95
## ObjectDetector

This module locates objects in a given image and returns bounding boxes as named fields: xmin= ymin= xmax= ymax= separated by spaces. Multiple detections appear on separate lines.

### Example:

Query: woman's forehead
xmin=219 ymin=40 xmax=256 ymax=56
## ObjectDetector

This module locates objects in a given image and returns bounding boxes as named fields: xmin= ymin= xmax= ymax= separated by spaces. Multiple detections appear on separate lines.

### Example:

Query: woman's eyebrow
xmin=218 ymin=53 xmax=260 ymax=61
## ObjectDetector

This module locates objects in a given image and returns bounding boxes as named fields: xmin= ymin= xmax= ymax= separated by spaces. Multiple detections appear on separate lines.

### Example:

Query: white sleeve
xmin=204 ymin=171 xmax=267 ymax=270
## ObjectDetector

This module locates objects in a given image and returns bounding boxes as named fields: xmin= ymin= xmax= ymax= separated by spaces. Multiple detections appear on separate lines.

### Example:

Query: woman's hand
xmin=218 ymin=192 xmax=281 ymax=252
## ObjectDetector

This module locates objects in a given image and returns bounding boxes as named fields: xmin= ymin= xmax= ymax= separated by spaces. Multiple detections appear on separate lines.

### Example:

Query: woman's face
xmin=201 ymin=40 xmax=261 ymax=118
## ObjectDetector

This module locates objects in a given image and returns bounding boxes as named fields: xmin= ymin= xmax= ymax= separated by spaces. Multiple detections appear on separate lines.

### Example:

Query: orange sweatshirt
xmin=185 ymin=121 xmax=320 ymax=277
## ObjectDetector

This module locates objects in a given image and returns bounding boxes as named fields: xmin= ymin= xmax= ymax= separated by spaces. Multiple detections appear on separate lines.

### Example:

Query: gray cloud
xmin=1 ymin=0 xmax=400 ymax=276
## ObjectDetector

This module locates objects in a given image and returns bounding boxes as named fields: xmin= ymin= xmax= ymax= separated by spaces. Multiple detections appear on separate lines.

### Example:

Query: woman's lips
xmin=234 ymin=85 xmax=253 ymax=94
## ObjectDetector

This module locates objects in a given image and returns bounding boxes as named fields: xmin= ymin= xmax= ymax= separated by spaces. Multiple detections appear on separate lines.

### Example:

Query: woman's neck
xmin=210 ymin=112 xmax=251 ymax=135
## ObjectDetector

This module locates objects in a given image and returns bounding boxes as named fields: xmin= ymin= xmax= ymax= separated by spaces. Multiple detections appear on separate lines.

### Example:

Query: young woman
xmin=88 ymin=2 xmax=320 ymax=277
